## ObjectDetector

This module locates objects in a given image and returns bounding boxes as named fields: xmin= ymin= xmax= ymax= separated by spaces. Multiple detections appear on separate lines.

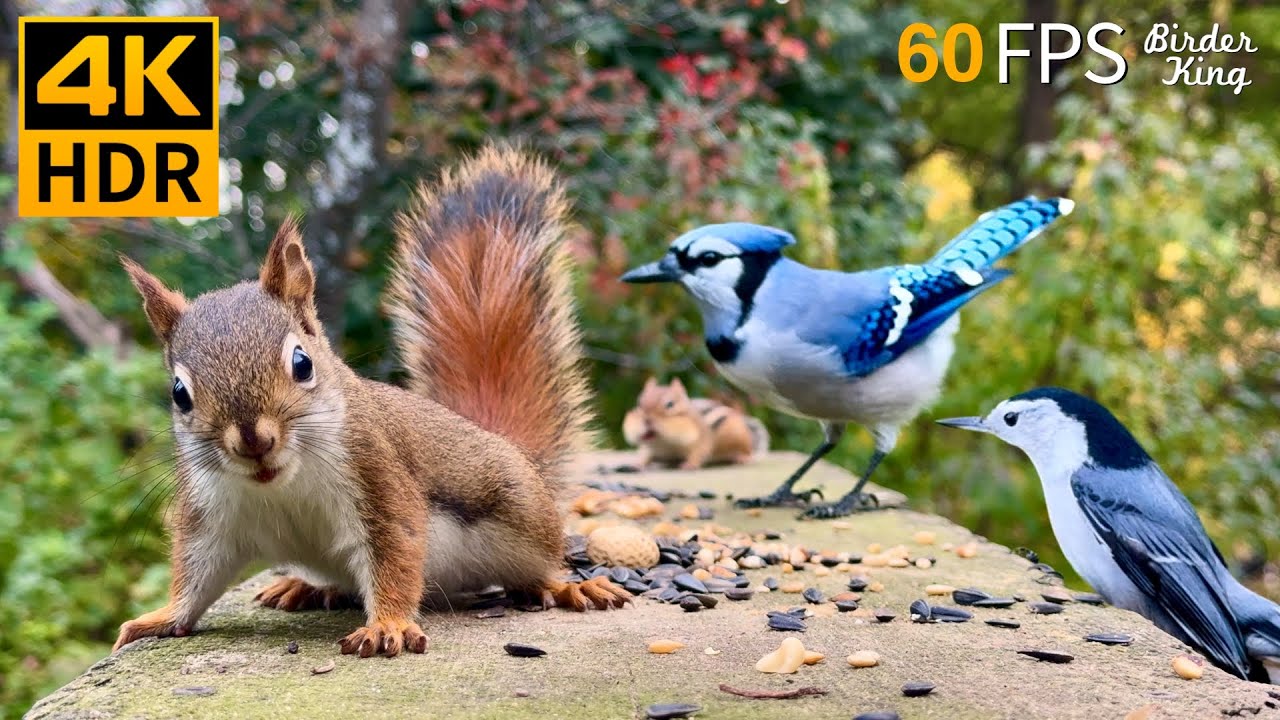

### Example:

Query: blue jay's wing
xmin=929 ymin=197 xmax=1073 ymax=272
xmin=1071 ymin=464 xmax=1251 ymax=678
xmin=795 ymin=263 xmax=1010 ymax=377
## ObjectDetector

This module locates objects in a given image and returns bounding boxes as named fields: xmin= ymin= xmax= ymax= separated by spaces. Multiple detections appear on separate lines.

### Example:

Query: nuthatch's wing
xmin=1071 ymin=463 xmax=1251 ymax=678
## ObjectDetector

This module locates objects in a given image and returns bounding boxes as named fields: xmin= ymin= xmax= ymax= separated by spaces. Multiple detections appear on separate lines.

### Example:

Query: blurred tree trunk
xmin=304 ymin=0 xmax=410 ymax=344
xmin=1011 ymin=0 xmax=1077 ymax=196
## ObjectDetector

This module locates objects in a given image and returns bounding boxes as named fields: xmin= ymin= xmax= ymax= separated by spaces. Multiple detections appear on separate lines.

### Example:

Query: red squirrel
xmin=113 ymin=147 xmax=628 ymax=658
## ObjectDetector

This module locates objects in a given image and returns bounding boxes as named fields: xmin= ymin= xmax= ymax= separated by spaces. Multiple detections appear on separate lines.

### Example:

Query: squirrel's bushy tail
xmin=387 ymin=146 xmax=593 ymax=474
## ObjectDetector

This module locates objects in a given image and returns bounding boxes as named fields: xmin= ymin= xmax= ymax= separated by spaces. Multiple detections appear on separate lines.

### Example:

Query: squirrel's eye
xmin=665 ymin=400 xmax=675 ymax=410
xmin=291 ymin=346 xmax=313 ymax=383
xmin=172 ymin=377 xmax=193 ymax=413
xmin=1003 ymin=412 xmax=1019 ymax=427
xmin=698 ymin=252 xmax=722 ymax=267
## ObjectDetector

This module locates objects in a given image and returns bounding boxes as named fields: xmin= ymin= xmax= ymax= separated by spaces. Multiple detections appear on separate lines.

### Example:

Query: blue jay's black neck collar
xmin=1011 ymin=387 xmax=1153 ymax=470
xmin=703 ymin=251 xmax=779 ymax=364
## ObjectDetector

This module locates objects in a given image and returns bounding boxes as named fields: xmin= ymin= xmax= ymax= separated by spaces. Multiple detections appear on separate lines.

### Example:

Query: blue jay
xmin=939 ymin=387 xmax=1280 ymax=683
xmin=621 ymin=197 xmax=1072 ymax=518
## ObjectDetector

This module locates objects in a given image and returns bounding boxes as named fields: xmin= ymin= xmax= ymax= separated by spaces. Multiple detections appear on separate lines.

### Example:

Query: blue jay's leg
xmin=801 ymin=424 xmax=898 ymax=520
xmin=734 ymin=422 xmax=845 ymax=508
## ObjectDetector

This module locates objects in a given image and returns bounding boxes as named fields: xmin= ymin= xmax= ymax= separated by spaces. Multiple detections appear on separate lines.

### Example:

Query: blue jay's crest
xmin=1009 ymin=387 xmax=1151 ymax=470
xmin=671 ymin=223 xmax=796 ymax=258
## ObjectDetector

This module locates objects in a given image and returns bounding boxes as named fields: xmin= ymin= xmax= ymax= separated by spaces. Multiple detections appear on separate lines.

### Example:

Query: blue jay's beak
xmin=621 ymin=255 xmax=682 ymax=284
xmin=936 ymin=416 xmax=990 ymax=433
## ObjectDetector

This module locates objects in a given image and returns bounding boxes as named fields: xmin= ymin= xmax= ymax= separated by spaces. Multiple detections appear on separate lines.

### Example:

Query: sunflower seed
xmin=476 ymin=606 xmax=506 ymax=619
xmin=673 ymin=573 xmax=707 ymax=593
xmin=1085 ymin=633 xmax=1133 ymax=646
xmin=763 ymin=577 xmax=779 ymax=591
xmin=985 ymin=618 xmax=1020 ymax=629
xmin=803 ymin=588 xmax=825 ymax=604
xmin=1028 ymin=602 xmax=1064 ymax=615
xmin=504 ymin=643 xmax=547 ymax=657
xmin=679 ymin=596 xmax=703 ymax=612
xmin=646 ymin=703 xmax=701 ymax=719
xmin=972 ymin=597 xmax=1017 ymax=609
xmin=847 ymin=577 xmax=869 ymax=592
xmin=624 ymin=579 xmax=650 ymax=595
xmin=694 ymin=594 xmax=718 ymax=609
xmin=902 ymin=681 xmax=936 ymax=697
xmin=1074 ymin=592 xmax=1106 ymax=605
xmin=1040 ymin=587 xmax=1073 ymax=604
xmin=609 ymin=567 xmax=632 ymax=584
xmin=931 ymin=606 xmax=973 ymax=622
xmin=1018 ymin=649 xmax=1073 ymax=663
xmin=909 ymin=599 xmax=933 ymax=623
xmin=836 ymin=599 xmax=860 ymax=613
xmin=767 ymin=614 xmax=807 ymax=632
xmin=874 ymin=608 xmax=897 ymax=623
xmin=854 ymin=713 xmax=901 ymax=720
xmin=724 ymin=587 xmax=753 ymax=601
xmin=286 ymin=640 xmax=299 ymax=654
xmin=951 ymin=587 xmax=991 ymax=605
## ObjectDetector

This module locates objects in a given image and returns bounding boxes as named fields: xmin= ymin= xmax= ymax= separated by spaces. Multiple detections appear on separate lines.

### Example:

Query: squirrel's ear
xmin=121 ymin=255 xmax=186 ymax=344
xmin=669 ymin=377 xmax=687 ymax=396
xmin=643 ymin=377 xmax=657 ymax=392
xmin=260 ymin=217 xmax=320 ymax=336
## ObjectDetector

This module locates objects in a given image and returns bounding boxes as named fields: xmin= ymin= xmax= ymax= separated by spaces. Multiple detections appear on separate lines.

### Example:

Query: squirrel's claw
xmin=339 ymin=619 xmax=429 ymax=658
xmin=256 ymin=576 xmax=357 ymax=612
xmin=537 ymin=576 xmax=631 ymax=611
xmin=113 ymin=606 xmax=189 ymax=651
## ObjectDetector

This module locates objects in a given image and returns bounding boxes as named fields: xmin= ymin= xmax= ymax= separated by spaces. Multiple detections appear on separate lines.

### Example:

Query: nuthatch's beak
xmin=936 ymin=416 xmax=990 ymax=433
xmin=621 ymin=254 xmax=681 ymax=284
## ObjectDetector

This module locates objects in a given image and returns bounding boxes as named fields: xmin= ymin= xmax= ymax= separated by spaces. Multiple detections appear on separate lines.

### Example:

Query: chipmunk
xmin=113 ymin=147 xmax=629 ymax=659
xmin=622 ymin=377 xmax=768 ymax=470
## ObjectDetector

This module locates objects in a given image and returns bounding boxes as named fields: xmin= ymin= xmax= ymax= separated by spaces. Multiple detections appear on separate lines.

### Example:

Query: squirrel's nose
xmin=232 ymin=421 xmax=277 ymax=460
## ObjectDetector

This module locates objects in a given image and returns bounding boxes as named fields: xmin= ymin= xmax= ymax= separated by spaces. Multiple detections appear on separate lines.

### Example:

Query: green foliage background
xmin=1 ymin=0 xmax=1277 ymax=716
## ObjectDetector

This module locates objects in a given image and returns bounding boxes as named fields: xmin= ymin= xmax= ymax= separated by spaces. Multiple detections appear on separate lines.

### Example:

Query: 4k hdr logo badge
xmin=18 ymin=18 xmax=219 ymax=217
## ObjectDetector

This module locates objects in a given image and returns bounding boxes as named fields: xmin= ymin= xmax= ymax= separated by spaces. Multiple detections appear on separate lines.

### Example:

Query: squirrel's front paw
xmin=339 ymin=619 xmax=429 ymax=658
xmin=113 ymin=606 xmax=189 ymax=651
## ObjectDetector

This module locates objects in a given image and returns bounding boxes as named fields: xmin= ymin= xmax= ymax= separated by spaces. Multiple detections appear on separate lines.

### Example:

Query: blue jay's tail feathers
xmin=928 ymin=197 xmax=1074 ymax=278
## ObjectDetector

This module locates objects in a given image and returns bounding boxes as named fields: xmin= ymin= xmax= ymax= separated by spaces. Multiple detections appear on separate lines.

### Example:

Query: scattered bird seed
xmin=803 ymin=650 xmax=825 ymax=665
xmin=503 ymin=643 xmax=547 ymax=658
xmin=847 ymin=651 xmax=881 ymax=668
xmin=609 ymin=567 xmax=631 ymax=585
xmin=985 ymin=619 xmax=1020 ymax=629
xmin=673 ymin=573 xmax=708 ymax=594
xmin=874 ymin=608 xmax=897 ymax=623
xmin=1074 ymin=592 xmax=1106 ymax=605
xmin=476 ymin=606 xmax=506 ymax=619
xmin=1028 ymin=602 xmax=1065 ymax=615
xmin=286 ymin=640 xmax=299 ymax=654
xmin=1085 ymin=633 xmax=1134 ymax=646
xmin=803 ymin=588 xmax=824 ymax=604
xmin=755 ymin=637 xmax=807 ymax=673
xmin=741 ymin=555 xmax=766 ymax=569
xmin=649 ymin=639 xmax=685 ymax=654
xmin=902 ymin=681 xmax=936 ymax=697
xmin=725 ymin=587 xmax=754 ymax=601
xmin=645 ymin=702 xmax=702 ymax=719
xmin=694 ymin=594 xmax=718 ymax=609
xmin=925 ymin=584 xmax=954 ymax=596
xmin=854 ymin=713 xmax=900 ymax=720
xmin=781 ymin=581 xmax=805 ymax=593
xmin=931 ymin=606 xmax=973 ymax=623
xmin=848 ymin=577 xmax=869 ymax=592
xmin=767 ymin=614 xmax=807 ymax=632
xmin=173 ymin=686 xmax=217 ymax=696
xmin=1018 ymin=649 xmax=1074 ymax=664
xmin=311 ymin=660 xmax=336 ymax=675
xmin=909 ymin=599 xmax=933 ymax=623
xmin=624 ymin=579 xmax=650 ymax=595
xmin=836 ymin=600 xmax=860 ymax=613
xmin=1040 ymin=587 xmax=1073 ymax=604
xmin=679 ymin=596 xmax=703 ymax=613
xmin=763 ymin=577 xmax=779 ymax=591
xmin=913 ymin=531 xmax=937 ymax=545
xmin=513 ymin=689 xmax=530 ymax=698
xmin=972 ymin=597 xmax=1017 ymax=609
xmin=951 ymin=587 xmax=991 ymax=605
xmin=1172 ymin=654 xmax=1204 ymax=680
